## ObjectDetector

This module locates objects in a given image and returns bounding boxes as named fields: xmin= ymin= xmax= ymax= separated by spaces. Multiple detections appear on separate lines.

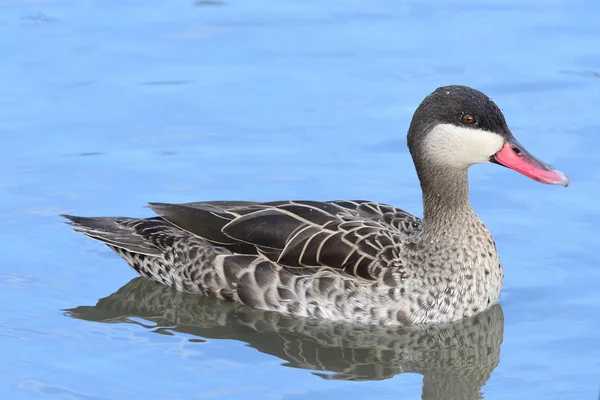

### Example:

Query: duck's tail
xmin=62 ymin=214 xmax=219 ymax=288
xmin=60 ymin=214 xmax=297 ymax=309
xmin=61 ymin=215 xmax=169 ymax=256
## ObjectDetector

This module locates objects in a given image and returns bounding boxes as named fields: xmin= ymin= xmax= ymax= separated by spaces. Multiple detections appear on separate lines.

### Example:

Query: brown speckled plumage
xmin=63 ymin=85 xmax=567 ymax=325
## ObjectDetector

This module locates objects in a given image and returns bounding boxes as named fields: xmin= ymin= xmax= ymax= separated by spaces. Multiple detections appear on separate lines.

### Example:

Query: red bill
xmin=492 ymin=137 xmax=569 ymax=187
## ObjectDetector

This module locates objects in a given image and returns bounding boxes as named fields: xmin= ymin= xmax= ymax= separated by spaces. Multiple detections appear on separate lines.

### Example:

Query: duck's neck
xmin=418 ymin=166 xmax=478 ymax=234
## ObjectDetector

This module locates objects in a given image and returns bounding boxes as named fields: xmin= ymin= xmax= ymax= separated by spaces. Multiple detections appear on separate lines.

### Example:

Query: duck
xmin=62 ymin=85 xmax=569 ymax=326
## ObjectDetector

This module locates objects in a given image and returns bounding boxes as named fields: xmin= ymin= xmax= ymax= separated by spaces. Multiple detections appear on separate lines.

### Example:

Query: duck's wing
xmin=328 ymin=200 xmax=421 ymax=235
xmin=148 ymin=200 xmax=421 ymax=280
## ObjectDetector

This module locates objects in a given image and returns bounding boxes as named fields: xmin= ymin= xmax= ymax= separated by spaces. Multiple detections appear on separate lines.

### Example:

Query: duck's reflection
xmin=66 ymin=278 xmax=503 ymax=398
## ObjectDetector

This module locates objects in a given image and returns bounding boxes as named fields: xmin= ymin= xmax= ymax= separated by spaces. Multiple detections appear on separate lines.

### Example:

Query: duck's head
xmin=407 ymin=85 xmax=569 ymax=187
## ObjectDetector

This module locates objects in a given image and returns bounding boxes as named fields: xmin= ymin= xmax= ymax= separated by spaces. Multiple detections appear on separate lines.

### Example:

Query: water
xmin=1 ymin=0 xmax=599 ymax=398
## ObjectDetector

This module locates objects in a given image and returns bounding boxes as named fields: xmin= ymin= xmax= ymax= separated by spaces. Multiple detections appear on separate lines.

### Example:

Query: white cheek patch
xmin=422 ymin=124 xmax=505 ymax=168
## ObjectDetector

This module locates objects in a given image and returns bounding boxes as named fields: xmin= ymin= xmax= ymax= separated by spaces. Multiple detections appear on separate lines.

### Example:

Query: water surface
xmin=1 ymin=0 xmax=599 ymax=399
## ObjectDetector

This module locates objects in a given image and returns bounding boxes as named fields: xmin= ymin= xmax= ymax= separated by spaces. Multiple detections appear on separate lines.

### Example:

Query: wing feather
xmin=146 ymin=200 xmax=421 ymax=280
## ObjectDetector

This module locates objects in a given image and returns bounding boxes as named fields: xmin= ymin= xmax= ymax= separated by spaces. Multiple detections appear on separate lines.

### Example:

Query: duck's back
xmin=165 ymin=199 xmax=422 ymax=268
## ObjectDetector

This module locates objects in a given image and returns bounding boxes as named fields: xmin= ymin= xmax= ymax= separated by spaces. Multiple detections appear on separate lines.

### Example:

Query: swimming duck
xmin=63 ymin=85 xmax=569 ymax=325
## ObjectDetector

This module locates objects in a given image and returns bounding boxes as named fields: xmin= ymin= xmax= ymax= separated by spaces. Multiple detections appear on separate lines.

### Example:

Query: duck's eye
xmin=461 ymin=113 xmax=476 ymax=125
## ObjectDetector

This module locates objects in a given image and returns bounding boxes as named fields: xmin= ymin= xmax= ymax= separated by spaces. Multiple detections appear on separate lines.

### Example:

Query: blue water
xmin=1 ymin=0 xmax=599 ymax=398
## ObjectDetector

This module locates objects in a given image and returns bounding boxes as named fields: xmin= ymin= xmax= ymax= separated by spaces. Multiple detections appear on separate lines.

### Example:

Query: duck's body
xmin=66 ymin=198 xmax=501 ymax=325
xmin=64 ymin=85 xmax=568 ymax=325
